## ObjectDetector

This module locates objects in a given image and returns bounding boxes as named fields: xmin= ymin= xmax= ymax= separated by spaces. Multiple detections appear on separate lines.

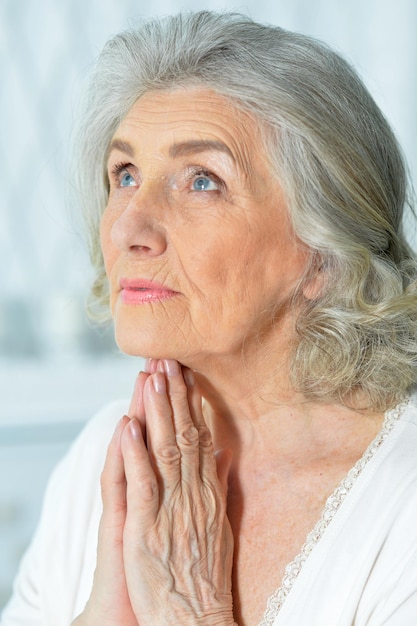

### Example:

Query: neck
xmin=188 ymin=349 xmax=384 ymax=471
xmin=190 ymin=348 xmax=298 ymax=455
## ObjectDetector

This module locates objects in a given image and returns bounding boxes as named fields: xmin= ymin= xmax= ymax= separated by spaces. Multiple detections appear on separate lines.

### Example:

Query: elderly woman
xmin=3 ymin=11 xmax=417 ymax=626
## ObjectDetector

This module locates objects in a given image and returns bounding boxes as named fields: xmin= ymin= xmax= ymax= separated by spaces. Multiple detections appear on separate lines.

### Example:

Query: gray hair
xmin=72 ymin=10 xmax=417 ymax=410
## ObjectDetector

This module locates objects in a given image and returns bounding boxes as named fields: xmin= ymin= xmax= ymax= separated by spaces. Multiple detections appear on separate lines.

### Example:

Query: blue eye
xmin=192 ymin=176 xmax=218 ymax=191
xmin=120 ymin=172 xmax=136 ymax=187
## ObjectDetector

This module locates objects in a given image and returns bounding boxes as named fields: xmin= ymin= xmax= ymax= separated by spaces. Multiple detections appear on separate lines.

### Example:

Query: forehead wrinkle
xmin=169 ymin=139 xmax=234 ymax=161
xmin=107 ymin=98 xmax=263 ymax=192
xmin=231 ymin=135 xmax=257 ymax=191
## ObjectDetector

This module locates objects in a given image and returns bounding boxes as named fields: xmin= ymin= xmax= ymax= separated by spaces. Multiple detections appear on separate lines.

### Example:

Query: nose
xmin=110 ymin=185 xmax=168 ymax=256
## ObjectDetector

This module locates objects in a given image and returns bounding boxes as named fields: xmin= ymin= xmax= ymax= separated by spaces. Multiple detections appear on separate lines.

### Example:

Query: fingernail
xmin=164 ymin=359 xmax=180 ymax=377
xmin=183 ymin=368 xmax=195 ymax=387
xmin=153 ymin=371 xmax=166 ymax=394
xmin=134 ymin=371 xmax=144 ymax=389
xmin=112 ymin=415 xmax=128 ymax=441
xmin=144 ymin=358 xmax=157 ymax=373
xmin=129 ymin=418 xmax=141 ymax=440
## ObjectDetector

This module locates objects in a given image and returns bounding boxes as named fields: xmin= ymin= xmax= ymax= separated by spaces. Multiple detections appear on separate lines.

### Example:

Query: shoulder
xmin=399 ymin=389 xmax=417 ymax=428
xmin=364 ymin=393 xmax=417 ymax=512
xmin=42 ymin=397 xmax=130 ymax=550
xmin=74 ymin=398 xmax=129 ymax=447
xmin=45 ymin=399 xmax=129 ymax=504
xmin=276 ymin=394 xmax=417 ymax=625
xmin=383 ymin=391 xmax=417 ymax=478
xmin=35 ymin=398 xmax=130 ymax=541
xmin=354 ymin=395 xmax=417 ymax=624
xmin=1 ymin=400 xmax=129 ymax=626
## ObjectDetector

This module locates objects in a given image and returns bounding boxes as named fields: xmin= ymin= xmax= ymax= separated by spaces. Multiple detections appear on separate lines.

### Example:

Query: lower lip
xmin=121 ymin=288 xmax=177 ymax=305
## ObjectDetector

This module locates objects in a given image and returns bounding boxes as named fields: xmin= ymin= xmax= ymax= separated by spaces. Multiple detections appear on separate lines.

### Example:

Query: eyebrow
xmin=107 ymin=139 xmax=135 ymax=158
xmin=107 ymin=138 xmax=234 ymax=162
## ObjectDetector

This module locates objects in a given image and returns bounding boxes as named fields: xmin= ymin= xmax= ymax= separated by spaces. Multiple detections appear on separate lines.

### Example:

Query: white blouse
xmin=2 ymin=395 xmax=417 ymax=626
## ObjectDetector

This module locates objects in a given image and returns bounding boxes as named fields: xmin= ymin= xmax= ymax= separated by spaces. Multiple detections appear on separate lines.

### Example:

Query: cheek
xmin=100 ymin=210 xmax=118 ymax=275
xmin=184 ymin=228 xmax=239 ymax=287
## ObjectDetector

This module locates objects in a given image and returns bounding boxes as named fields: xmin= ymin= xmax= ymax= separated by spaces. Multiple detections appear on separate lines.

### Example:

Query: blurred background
xmin=1 ymin=0 xmax=416 ymax=612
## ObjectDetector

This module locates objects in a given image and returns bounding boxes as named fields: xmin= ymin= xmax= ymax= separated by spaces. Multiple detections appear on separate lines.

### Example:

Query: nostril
xmin=105 ymin=190 xmax=168 ymax=256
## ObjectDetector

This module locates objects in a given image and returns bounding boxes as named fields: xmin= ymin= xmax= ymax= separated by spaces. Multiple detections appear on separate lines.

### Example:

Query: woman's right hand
xmin=72 ymin=369 xmax=150 ymax=626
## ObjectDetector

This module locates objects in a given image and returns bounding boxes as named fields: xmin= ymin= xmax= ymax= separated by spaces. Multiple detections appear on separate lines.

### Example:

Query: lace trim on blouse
xmin=257 ymin=397 xmax=411 ymax=626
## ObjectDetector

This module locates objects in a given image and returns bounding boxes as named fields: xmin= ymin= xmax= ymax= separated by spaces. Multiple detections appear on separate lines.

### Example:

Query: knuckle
xmin=170 ymin=387 xmax=186 ymax=401
xmin=198 ymin=425 xmax=213 ymax=449
xmin=170 ymin=390 xmax=189 ymax=412
xmin=155 ymin=443 xmax=181 ymax=465
xmin=170 ymin=376 xmax=187 ymax=397
xmin=177 ymin=425 xmax=199 ymax=448
xmin=138 ymin=477 xmax=158 ymax=501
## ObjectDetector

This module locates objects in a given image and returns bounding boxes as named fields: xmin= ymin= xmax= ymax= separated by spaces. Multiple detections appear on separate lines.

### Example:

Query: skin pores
xmin=100 ymin=88 xmax=311 ymax=370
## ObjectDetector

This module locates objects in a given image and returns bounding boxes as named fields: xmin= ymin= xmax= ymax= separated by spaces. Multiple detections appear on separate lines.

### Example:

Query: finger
xmin=142 ymin=370 xmax=183 ymax=491
xmin=121 ymin=417 xmax=159 ymax=526
xmin=100 ymin=415 xmax=129 ymax=518
xmin=163 ymin=360 xmax=201 ymax=485
xmin=93 ymin=416 xmax=140 ymax=626
xmin=97 ymin=416 xmax=129 ymax=577
xmin=183 ymin=367 xmax=218 ymax=483
xmin=128 ymin=371 xmax=149 ymax=435
xmin=144 ymin=357 xmax=158 ymax=373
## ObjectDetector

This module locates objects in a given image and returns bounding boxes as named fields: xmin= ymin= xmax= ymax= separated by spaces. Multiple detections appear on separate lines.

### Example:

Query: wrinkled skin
xmin=73 ymin=359 xmax=235 ymax=626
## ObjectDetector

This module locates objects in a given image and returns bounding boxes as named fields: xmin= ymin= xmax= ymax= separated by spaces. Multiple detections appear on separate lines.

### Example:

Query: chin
xmin=112 ymin=303 xmax=184 ymax=360
xmin=115 ymin=335 xmax=156 ymax=359
xmin=114 ymin=327 xmax=174 ymax=361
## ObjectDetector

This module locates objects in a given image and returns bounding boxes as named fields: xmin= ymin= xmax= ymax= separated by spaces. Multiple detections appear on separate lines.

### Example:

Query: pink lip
xmin=119 ymin=278 xmax=179 ymax=304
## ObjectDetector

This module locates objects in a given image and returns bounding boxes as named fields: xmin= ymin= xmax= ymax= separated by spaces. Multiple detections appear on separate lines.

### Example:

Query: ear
xmin=302 ymin=256 xmax=327 ymax=301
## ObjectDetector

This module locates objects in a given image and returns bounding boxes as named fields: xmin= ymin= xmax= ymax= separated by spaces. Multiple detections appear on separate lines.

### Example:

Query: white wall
xmin=1 ymin=0 xmax=416 ymax=361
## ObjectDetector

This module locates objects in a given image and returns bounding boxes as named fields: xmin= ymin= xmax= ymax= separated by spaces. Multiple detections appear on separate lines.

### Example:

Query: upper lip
xmin=120 ymin=278 xmax=178 ymax=292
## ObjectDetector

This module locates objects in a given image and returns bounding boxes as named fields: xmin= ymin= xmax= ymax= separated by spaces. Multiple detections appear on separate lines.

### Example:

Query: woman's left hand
xmin=119 ymin=359 xmax=235 ymax=626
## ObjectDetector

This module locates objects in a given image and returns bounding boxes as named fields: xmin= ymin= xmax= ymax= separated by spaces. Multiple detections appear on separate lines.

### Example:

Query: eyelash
xmin=186 ymin=168 xmax=224 ymax=191
xmin=108 ymin=162 xmax=225 ymax=192
xmin=110 ymin=161 xmax=135 ymax=184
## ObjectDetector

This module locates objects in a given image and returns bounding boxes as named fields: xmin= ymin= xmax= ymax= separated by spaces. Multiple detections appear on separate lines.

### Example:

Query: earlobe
xmin=302 ymin=259 xmax=326 ymax=301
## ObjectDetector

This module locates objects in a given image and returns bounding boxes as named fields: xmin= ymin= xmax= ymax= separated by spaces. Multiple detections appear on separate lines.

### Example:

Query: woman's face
xmin=101 ymin=88 xmax=310 ymax=366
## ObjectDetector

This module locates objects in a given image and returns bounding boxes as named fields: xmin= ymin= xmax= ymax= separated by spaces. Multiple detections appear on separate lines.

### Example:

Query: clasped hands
xmin=74 ymin=359 xmax=236 ymax=626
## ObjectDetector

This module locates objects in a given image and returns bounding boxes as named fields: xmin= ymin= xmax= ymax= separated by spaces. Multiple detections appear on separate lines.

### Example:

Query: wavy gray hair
xmin=72 ymin=11 xmax=417 ymax=410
